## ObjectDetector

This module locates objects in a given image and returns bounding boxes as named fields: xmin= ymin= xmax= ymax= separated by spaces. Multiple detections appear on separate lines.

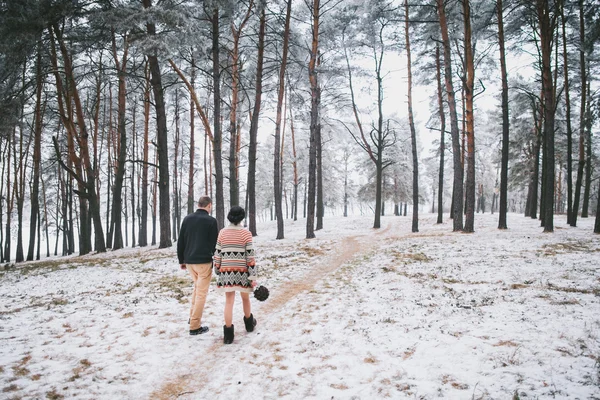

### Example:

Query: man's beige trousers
xmin=187 ymin=262 xmax=212 ymax=330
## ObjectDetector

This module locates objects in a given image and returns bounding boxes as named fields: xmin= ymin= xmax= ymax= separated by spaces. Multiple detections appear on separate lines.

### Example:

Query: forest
xmin=0 ymin=0 xmax=599 ymax=263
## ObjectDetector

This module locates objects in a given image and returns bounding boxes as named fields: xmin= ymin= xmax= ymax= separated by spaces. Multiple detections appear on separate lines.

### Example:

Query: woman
xmin=213 ymin=206 xmax=258 ymax=344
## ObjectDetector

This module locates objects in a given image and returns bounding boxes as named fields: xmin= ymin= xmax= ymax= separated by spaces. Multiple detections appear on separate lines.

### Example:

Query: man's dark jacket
xmin=177 ymin=209 xmax=219 ymax=264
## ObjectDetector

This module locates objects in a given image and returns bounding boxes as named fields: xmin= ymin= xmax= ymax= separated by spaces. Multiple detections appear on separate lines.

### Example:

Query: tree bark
xmin=27 ymin=46 xmax=45 ymax=260
xmin=229 ymin=1 xmax=253 ymax=208
xmin=289 ymin=84 xmax=299 ymax=222
xmin=139 ymin=61 xmax=150 ymax=247
xmin=560 ymin=2 xmax=574 ymax=225
xmin=463 ymin=0 xmax=476 ymax=233
xmin=211 ymin=6 xmax=225 ymax=230
xmin=188 ymin=53 xmax=196 ymax=215
xmin=497 ymin=0 xmax=509 ymax=230
xmin=594 ymin=179 xmax=600 ymax=233
xmin=582 ymin=80 xmax=592 ymax=218
xmin=2 ymin=129 xmax=13 ymax=262
xmin=306 ymin=0 xmax=320 ymax=239
xmin=247 ymin=4 xmax=266 ymax=237
xmin=130 ymin=99 xmax=136 ymax=247
xmin=435 ymin=44 xmax=445 ymax=225
xmin=437 ymin=0 xmax=463 ymax=232
xmin=0 ymin=137 xmax=6 ymax=262
xmin=274 ymin=0 xmax=292 ymax=239
xmin=173 ymin=89 xmax=181 ymax=241
xmin=405 ymin=0 xmax=419 ymax=233
xmin=316 ymin=123 xmax=324 ymax=230
xmin=109 ymin=30 xmax=129 ymax=250
xmin=143 ymin=0 xmax=172 ymax=248
xmin=537 ymin=0 xmax=557 ymax=232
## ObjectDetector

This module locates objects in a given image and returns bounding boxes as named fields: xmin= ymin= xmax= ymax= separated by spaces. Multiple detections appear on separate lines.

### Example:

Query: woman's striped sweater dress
xmin=213 ymin=225 xmax=257 ymax=293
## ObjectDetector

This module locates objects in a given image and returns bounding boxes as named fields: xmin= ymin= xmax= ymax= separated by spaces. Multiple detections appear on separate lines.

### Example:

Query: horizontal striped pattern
xmin=214 ymin=225 xmax=257 ymax=292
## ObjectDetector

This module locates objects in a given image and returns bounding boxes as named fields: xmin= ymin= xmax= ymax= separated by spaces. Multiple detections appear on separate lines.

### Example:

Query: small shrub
xmin=2 ymin=384 xmax=19 ymax=393
xmin=46 ymin=388 xmax=64 ymax=400
xmin=12 ymin=366 xmax=30 ymax=376
xmin=52 ymin=298 xmax=69 ymax=306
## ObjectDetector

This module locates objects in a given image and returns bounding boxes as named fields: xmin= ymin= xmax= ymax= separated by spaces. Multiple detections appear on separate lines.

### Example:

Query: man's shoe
xmin=190 ymin=326 xmax=209 ymax=335
xmin=243 ymin=314 xmax=257 ymax=332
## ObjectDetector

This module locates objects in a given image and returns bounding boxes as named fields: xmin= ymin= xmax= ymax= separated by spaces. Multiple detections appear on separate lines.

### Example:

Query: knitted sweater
xmin=177 ymin=209 xmax=219 ymax=264
xmin=213 ymin=225 xmax=257 ymax=281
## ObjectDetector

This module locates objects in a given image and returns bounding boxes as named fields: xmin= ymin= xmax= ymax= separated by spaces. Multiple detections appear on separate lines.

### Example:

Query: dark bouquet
xmin=254 ymin=285 xmax=269 ymax=302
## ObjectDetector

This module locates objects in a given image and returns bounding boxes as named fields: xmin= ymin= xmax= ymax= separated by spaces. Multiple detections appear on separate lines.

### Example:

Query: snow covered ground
xmin=1 ymin=213 xmax=599 ymax=399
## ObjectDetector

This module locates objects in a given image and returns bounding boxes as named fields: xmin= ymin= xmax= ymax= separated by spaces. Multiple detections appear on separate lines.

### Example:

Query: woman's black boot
xmin=223 ymin=325 xmax=234 ymax=344
xmin=243 ymin=314 xmax=257 ymax=332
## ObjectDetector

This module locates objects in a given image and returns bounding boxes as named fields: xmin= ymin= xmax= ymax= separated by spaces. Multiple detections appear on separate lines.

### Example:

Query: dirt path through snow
xmin=152 ymin=221 xmax=394 ymax=399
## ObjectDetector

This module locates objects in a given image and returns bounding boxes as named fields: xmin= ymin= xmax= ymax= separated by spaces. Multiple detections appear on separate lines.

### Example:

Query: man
xmin=177 ymin=196 xmax=219 ymax=335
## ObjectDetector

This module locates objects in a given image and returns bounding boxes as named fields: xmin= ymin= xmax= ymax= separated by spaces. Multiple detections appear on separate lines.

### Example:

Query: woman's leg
xmin=240 ymin=292 xmax=252 ymax=318
xmin=224 ymin=291 xmax=236 ymax=327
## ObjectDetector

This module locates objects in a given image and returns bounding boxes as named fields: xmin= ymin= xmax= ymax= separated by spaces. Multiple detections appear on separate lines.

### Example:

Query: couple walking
xmin=177 ymin=196 xmax=257 ymax=344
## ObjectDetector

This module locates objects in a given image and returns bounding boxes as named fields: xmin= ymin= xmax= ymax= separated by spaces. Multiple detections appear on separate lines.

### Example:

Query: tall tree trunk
xmin=537 ymin=0 xmax=557 ymax=232
xmin=211 ymin=7 xmax=225 ymax=228
xmin=173 ymin=89 xmax=181 ymax=241
xmin=58 ymin=169 xmax=66 ymax=255
xmin=147 ymin=55 xmax=171 ymax=247
xmin=0 ymin=137 xmax=6 ymax=262
xmin=463 ymin=0 xmax=476 ymax=233
xmin=289 ymin=84 xmax=299 ymax=222
xmin=526 ymin=94 xmax=543 ymax=219
xmin=15 ymin=64 xmax=31 ymax=263
xmin=373 ymin=38 xmax=387 ymax=230
xmin=405 ymin=0 xmax=419 ymax=233
xmin=594 ymin=179 xmax=600 ymax=233
xmin=109 ymin=30 xmax=129 ymax=250
xmin=2 ymin=130 xmax=12 ymax=262
xmin=211 ymin=7 xmax=225 ymax=230
xmin=247 ymin=4 xmax=266 ymax=237
xmin=435 ymin=44 xmax=445 ymax=225
xmin=437 ymin=0 xmax=463 ymax=232
xmin=497 ymin=0 xmax=509 ymax=230
xmin=306 ymin=0 xmax=320 ymax=239
xmin=151 ymin=149 xmax=158 ymax=245
xmin=131 ymin=99 xmax=136 ymax=247
xmin=188 ymin=53 xmax=196 ymax=215
xmin=27 ymin=47 xmax=45 ymax=260
xmin=582 ymin=81 xmax=592 ymax=218
xmin=274 ymin=0 xmax=292 ymax=239
xmin=41 ymin=170 xmax=50 ymax=257
xmin=561 ymin=1 xmax=574 ymax=225
xmin=344 ymin=154 xmax=349 ymax=218
xmin=316 ymin=123 xmax=324 ymax=230
xmin=143 ymin=0 xmax=171 ymax=248
xmin=139 ymin=61 xmax=150 ymax=247
xmin=229 ymin=1 xmax=253 ymax=208
xmin=106 ymin=87 xmax=113 ymax=246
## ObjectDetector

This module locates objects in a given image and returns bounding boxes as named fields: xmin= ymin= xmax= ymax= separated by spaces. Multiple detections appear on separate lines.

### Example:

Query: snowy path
xmin=153 ymin=220 xmax=394 ymax=399
xmin=1 ymin=213 xmax=599 ymax=399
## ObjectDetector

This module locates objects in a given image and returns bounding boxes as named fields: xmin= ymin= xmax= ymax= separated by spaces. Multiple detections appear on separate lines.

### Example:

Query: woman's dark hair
xmin=227 ymin=206 xmax=245 ymax=224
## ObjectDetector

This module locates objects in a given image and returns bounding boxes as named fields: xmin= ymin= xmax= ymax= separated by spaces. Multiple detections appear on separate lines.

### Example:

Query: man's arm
xmin=177 ymin=219 xmax=186 ymax=265
xmin=209 ymin=219 xmax=219 ymax=253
